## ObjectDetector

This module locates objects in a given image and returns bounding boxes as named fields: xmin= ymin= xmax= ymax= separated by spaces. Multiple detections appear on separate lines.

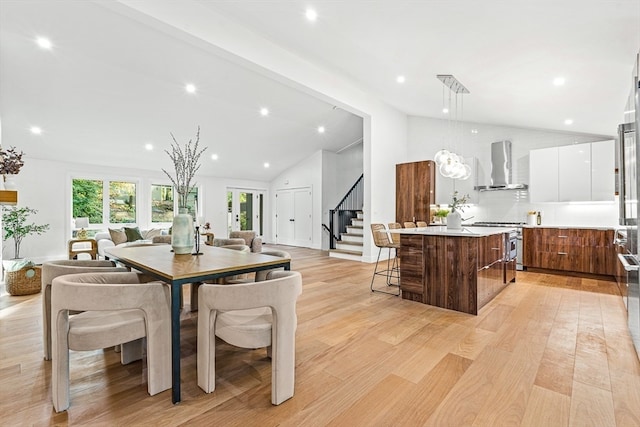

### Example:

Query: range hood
xmin=474 ymin=140 xmax=528 ymax=191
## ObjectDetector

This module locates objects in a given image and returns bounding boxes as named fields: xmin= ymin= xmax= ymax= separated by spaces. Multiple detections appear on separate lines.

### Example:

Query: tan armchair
xmin=229 ymin=230 xmax=262 ymax=252
xmin=51 ymin=272 xmax=171 ymax=412
xmin=197 ymin=270 xmax=302 ymax=405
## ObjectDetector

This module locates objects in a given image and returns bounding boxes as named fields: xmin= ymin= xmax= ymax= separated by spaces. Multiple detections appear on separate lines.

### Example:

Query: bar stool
xmin=370 ymin=224 xmax=400 ymax=296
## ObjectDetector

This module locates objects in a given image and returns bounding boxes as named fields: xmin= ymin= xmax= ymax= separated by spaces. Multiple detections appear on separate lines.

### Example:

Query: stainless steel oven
xmin=504 ymin=230 xmax=518 ymax=283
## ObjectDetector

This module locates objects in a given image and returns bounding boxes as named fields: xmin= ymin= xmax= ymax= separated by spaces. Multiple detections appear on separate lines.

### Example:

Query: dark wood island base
xmin=397 ymin=229 xmax=513 ymax=315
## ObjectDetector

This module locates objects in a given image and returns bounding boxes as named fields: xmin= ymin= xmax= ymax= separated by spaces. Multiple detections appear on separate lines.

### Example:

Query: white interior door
xmin=227 ymin=188 xmax=265 ymax=236
xmin=276 ymin=187 xmax=312 ymax=247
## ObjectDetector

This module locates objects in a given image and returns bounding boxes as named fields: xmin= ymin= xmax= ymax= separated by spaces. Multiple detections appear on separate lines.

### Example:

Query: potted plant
xmin=0 ymin=146 xmax=25 ymax=190
xmin=161 ymin=126 xmax=207 ymax=254
xmin=2 ymin=206 xmax=49 ymax=295
xmin=3 ymin=206 xmax=50 ymax=261
xmin=447 ymin=191 xmax=470 ymax=230
xmin=434 ymin=209 xmax=450 ymax=224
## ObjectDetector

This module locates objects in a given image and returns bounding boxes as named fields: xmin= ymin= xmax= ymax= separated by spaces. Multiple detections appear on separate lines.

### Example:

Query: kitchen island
xmin=391 ymin=226 xmax=514 ymax=315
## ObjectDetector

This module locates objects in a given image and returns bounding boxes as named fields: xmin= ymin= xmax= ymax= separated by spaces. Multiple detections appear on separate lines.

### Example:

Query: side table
xmin=68 ymin=239 xmax=98 ymax=260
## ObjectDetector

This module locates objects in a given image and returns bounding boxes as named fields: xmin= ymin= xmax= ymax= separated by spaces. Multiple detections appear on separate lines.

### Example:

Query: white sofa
xmin=94 ymin=228 xmax=169 ymax=259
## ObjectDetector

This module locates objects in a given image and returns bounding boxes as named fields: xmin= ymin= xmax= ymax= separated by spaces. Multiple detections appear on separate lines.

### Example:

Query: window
xmin=72 ymin=179 xmax=103 ymax=224
xmin=72 ymin=178 xmax=137 ymax=230
xmin=109 ymin=181 xmax=136 ymax=223
xmin=151 ymin=184 xmax=174 ymax=222
xmin=184 ymin=187 xmax=198 ymax=218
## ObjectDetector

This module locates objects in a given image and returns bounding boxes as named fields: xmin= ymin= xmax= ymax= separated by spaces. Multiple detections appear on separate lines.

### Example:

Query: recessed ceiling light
xmin=305 ymin=8 xmax=318 ymax=21
xmin=30 ymin=126 xmax=42 ymax=135
xmin=317 ymin=126 xmax=325 ymax=134
xmin=442 ymin=108 xmax=449 ymax=114
xmin=185 ymin=84 xmax=196 ymax=93
xmin=396 ymin=75 xmax=406 ymax=84
xmin=264 ymin=162 xmax=270 ymax=168
xmin=260 ymin=107 xmax=269 ymax=116
xmin=211 ymin=154 xmax=219 ymax=160
xmin=144 ymin=143 xmax=153 ymax=151
xmin=471 ymin=129 xmax=478 ymax=134
xmin=36 ymin=37 xmax=52 ymax=50
xmin=564 ymin=119 xmax=573 ymax=125
xmin=553 ymin=77 xmax=566 ymax=86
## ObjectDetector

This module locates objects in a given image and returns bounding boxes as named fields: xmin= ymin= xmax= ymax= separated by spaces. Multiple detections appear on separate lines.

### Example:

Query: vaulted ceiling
xmin=1 ymin=1 xmax=638 ymax=180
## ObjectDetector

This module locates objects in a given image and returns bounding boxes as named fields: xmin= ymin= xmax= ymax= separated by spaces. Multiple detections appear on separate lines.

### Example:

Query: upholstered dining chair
xmin=197 ymin=270 xmax=302 ymax=405
xmin=370 ymin=223 xmax=400 ymax=296
xmin=190 ymin=244 xmax=251 ymax=311
xmin=51 ymin=272 xmax=171 ymax=412
xmin=255 ymin=249 xmax=291 ymax=282
xmin=41 ymin=260 xmax=128 ymax=361
xmin=403 ymin=221 xmax=417 ymax=228
xmin=416 ymin=221 xmax=428 ymax=227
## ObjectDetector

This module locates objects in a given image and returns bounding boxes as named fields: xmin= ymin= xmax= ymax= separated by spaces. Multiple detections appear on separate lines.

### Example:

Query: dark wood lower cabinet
xmin=523 ymin=227 xmax=616 ymax=276
xmin=399 ymin=233 xmax=507 ymax=315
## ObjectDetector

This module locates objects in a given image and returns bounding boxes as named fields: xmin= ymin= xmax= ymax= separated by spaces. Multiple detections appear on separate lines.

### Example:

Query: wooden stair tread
xmin=337 ymin=241 xmax=363 ymax=246
xmin=330 ymin=249 xmax=363 ymax=256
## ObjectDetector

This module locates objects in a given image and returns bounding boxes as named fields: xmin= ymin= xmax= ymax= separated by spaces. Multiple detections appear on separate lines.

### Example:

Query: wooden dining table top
xmin=105 ymin=244 xmax=290 ymax=282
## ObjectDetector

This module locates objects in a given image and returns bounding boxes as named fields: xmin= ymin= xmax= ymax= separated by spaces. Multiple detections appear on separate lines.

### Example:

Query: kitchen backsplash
xmin=457 ymin=190 xmax=618 ymax=227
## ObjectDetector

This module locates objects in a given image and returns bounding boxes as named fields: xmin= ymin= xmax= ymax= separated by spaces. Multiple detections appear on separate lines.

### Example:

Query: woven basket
xmin=5 ymin=265 xmax=42 ymax=296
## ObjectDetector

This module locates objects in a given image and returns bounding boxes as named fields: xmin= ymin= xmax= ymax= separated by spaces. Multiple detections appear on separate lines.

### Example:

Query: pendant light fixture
xmin=434 ymin=74 xmax=471 ymax=180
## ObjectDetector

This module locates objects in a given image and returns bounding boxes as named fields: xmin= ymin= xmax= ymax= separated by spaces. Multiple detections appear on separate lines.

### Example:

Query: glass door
xmin=227 ymin=188 xmax=265 ymax=236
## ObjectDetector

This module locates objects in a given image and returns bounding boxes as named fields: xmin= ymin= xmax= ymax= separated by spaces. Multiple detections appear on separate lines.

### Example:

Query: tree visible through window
xmin=72 ymin=179 xmax=103 ymax=224
xmin=72 ymin=179 xmax=137 ymax=226
xmin=151 ymin=184 xmax=174 ymax=222
xmin=109 ymin=181 xmax=136 ymax=223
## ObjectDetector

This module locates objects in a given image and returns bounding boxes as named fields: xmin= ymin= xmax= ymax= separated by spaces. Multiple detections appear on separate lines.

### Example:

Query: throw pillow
xmin=108 ymin=228 xmax=127 ymax=245
xmin=124 ymin=226 xmax=144 ymax=242
xmin=142 ymin=228 xmax=162 ymax=240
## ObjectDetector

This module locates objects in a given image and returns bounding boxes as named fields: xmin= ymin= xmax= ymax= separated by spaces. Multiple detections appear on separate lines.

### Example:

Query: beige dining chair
xmin=404 ymin=221 xmax=417 ymax=228
xmin=416 ymin=221 xmax=428 ymax=227
xmin=197 ymin=270 xmax=303 ymax=405
xmin=41 ymin=259 xmax=128 ymax=361
xmin=51 ymin=272 xmax=172 ymax=412
xmin=190 ymin=244 xmax=251 ymax=311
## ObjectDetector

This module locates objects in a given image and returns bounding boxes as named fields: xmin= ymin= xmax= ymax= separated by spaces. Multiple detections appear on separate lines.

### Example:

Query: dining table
xmin=104 ymin=243 xmax=291 ymax=404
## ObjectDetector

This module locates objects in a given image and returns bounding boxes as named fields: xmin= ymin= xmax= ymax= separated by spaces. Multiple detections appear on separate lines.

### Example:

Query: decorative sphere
xmin=434 ymin=149 xmax=450 ymax=165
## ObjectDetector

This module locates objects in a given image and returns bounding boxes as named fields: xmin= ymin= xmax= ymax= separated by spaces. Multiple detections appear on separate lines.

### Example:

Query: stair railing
xmin=329 ymin=174 xmax=364 ymax=249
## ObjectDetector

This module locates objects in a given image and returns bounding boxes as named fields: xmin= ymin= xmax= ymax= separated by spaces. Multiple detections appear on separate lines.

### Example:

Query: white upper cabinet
xmin=530 ymin=140 xmax=615 ymax=202
xmin=591 ymin=140 xmax=615 ymax=201
xmin=529 ymin=147 xmax=559 ymax=202
xmin=558 ymin=144 xmax=591 ymax=201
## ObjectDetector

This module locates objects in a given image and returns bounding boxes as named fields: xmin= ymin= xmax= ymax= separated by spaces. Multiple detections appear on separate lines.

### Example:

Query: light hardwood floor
xmin=1 ymin=245 xmax=639 ymax=426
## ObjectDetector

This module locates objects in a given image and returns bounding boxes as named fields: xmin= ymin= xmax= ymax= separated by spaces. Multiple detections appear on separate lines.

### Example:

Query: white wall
xmin=407 ymin=116 xmax=618 ymax=227
xmin=8 ymin=157 xmax=269 ymax=263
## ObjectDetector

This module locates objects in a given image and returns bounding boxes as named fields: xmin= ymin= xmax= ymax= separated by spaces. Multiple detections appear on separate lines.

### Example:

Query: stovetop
xmin=471 ymin=221 xmax=526 ymax=227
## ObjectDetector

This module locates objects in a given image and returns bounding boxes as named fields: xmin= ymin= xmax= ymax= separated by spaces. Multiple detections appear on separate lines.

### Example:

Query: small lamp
xmin=75 ymin=217 xmax=89 ymax=239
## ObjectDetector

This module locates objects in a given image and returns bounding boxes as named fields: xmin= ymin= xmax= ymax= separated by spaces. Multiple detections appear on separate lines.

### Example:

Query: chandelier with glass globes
xmin=434 ymin=75 xmax=472 ymax=180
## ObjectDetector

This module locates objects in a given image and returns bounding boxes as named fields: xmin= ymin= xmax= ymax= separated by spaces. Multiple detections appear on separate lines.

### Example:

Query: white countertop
xmin=521 ymin=224 xmax=618 ymax=230
xmin=390 ymin=226 xmax=513 ymax=237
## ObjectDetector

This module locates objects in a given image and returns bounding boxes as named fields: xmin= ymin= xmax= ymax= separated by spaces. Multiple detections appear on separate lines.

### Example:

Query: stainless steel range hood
xmin=474 ymin=140 xmax=528 ymax=191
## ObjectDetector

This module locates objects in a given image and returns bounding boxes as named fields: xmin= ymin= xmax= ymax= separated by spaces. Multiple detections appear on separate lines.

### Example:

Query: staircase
xmin=330 ymin=211 xmax=364 ymax=261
